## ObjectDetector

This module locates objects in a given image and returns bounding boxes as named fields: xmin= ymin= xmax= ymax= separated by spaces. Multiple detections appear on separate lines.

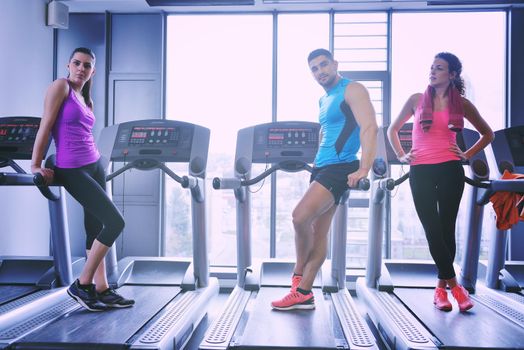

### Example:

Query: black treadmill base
xmin=12 ymin=285 xmax=180 ymax=348
xmin=232 ymin=287 xmax=347 ymax=349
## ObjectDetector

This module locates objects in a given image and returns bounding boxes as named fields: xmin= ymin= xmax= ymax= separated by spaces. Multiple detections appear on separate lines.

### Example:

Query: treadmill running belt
xmin=395 ymin=287 xmax=524 ymax=349
xmin=236 ymin=287 xmax=345 ymax=349
xmin=0 ymin=285 xmax=38 ymax=305
xmin=14 ymin=285 xmax=180 ymax=349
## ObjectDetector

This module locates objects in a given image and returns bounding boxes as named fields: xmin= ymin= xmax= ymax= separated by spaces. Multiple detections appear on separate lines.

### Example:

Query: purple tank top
xmin=52 ymin=81 xmax=100 ymax=168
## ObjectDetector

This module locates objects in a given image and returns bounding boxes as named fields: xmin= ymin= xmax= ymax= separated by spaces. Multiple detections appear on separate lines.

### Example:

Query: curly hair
xmin=435 ymin=52 xmax=464 ymax=96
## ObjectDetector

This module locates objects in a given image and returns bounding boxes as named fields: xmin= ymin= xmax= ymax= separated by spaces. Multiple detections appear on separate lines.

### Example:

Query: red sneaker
xmin=451 ymin=285 xmax=474 ymax=312
xmin=291 ymin=275 xmax=302 ymax=292
xmin=271 ymin=291 xmax=315 ymax=311
xmin=433 ymin=287 xmax=452 ymax=311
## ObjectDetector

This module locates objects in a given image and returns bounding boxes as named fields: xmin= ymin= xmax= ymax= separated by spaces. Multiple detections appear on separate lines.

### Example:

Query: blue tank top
xmin=314 ymin=77 xmax=360 ymax=167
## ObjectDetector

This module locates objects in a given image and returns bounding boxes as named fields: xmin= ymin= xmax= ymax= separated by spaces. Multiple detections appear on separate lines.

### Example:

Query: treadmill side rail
xmin=356 ymin=278 xmax=438 ymax=350
xmin=331 ymin=288 xmax=378 ymax=349
xmin=199 ymin=286 xmax=251 ymax=350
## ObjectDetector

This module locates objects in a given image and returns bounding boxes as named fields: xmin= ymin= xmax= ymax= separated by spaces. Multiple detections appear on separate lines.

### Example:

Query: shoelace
xmin=435 ymin=289 xmax=447 ymax=299
xmin=453 ymin=287 xmax=469 ymax=302
xmin=79 ymin=284 xmax=98 ymax=298
xmin=292 ymin=276 xmax=302 ymax=283
xmin=283 ymin=292 xmax=301 ymax=301
xmin=291 ymin=276 xmax=302 ymax=288
xmin=282 ymin=292 xmax=313 ymax=303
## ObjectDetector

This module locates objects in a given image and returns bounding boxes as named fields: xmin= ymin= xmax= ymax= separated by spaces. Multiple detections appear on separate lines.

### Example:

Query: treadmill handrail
xmin=106 ymin=158 xmax=190 ymax=186
xmin=393 ymin=172 xmax=410 ymax=187
xmin=0 ymin=170 xmax=60 ymax=202
xmin=33 ymin=173 xmax=60 ymax=201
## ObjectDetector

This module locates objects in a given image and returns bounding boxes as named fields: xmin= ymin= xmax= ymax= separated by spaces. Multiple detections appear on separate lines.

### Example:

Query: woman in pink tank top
xmin=388 ymin=52 xmax=494 ymax=312
xmin=31 ymin=48 xmax=134 ymax=311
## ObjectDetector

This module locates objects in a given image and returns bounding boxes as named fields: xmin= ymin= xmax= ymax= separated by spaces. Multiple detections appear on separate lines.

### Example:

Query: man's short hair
xmin=307 ymin=48 xmax=333 ymax=63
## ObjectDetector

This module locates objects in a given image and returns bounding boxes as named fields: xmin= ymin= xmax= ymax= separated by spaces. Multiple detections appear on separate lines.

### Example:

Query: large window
xmin=165 ymin=15 xmax=272 ymax=264
xmin=164 ymin=10 xmax=507 ymax=270
xmin=390 ymin=11 xmax=506 ymax=261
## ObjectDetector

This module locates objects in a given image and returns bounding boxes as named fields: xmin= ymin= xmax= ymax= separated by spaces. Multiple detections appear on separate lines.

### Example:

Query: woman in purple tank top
xmin=31 ymin=47 xmax=134 ymax=311
xmin=388 ymin=52 xmax=494 ymax=313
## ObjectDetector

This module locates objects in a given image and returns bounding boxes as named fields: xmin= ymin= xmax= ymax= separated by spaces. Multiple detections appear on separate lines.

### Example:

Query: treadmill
xmin=356 ymin=124 xmax=524 ymax=350
xmin=200 ymin=121 xmax=378 ymax=350
xmin=9 ymin=119 xmax=219 ymax=350
xmin=0 ymin=116 xmax=84 ymax=349
xmin=476 ymin=126 xmax=524 ymax=305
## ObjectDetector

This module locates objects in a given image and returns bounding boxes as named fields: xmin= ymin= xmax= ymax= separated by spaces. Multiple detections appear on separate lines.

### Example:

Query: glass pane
xmin=166 ymin=14 xmax=272 ymax=265
xmin=277 ymin=13 xmax=329 ymax=122
xmin=275 ymin=13 xmax=329 ymax=258
xmin=334 ymin=12 xmax=388 ymax=71
xmin=390 ymin=11 xmax=506 ymax=261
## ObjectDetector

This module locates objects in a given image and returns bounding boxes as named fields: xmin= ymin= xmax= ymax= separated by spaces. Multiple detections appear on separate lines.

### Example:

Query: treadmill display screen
xmin=0 ymin=123 xmax=39 ymax=144
xmin=267 ymin=127 xmax=318 ymax=148
xmin=128 ymin=126 xmax=179 ymax=146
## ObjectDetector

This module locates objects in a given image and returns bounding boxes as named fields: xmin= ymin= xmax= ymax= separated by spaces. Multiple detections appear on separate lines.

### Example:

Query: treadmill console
xmin=492 ymin=125 xmax=524 ymax=173
xmin=251 ymin=122 xmax=320 ymax=163
xmin=111 ymin=120 xmax=199 ymax=163
xmin=0 ymin=117 xmax=44 ymax=160
xmin=382 ymin=123 xmax=413 ymax=165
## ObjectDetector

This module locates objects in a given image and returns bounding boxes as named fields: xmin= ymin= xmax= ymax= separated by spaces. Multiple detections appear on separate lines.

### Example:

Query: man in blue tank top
xmin=272 ymin=48 xmax=378 ymax=311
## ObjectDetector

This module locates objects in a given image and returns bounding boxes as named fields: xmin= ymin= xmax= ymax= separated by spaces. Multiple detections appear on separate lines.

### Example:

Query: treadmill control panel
xmin=128 ymin=126 xmax=179 ymax=146
xmin=251 ymin=122 xmax=320 ymax=163
xmin=265 ymin=127 xmax=318 ymax=148
xmin=383 ymin=123 xmax=413 ymax=165
xmin=111 ymin=120 xmax=195 ymax=162
xmin=0 ymin=117 xmax=44 ymax=160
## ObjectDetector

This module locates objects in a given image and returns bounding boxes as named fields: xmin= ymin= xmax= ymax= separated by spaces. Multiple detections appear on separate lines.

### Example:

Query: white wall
xmin=0 ymin=0 xmax=54 ymax=255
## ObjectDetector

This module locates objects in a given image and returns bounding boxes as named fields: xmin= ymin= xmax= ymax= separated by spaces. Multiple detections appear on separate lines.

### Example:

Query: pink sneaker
xmin=271 ymin=291 xmax=315 ymax=311
xmin=290 ymin=274 xmax=302 ymax=292
xmin=451 ymin=285 xmax=474 ymax=312
xmin=433 ymin=287 xmax=452 ymax=311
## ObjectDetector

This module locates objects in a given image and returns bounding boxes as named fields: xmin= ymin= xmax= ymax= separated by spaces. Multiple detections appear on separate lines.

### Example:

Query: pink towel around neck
xmin=420 ymin=85 xmax=464 ymax=133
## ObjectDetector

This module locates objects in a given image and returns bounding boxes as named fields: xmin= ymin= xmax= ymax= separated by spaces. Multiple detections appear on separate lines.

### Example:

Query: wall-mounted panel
xmin=108 ymin=75 xmax=162 ymax=200
xmin=111 ymin=14 xmax=163 ymax=74
xmin=112 ymin=205 xmax=161 ymax=257
xmin=108 ymin=13 xmax=164 ymax=257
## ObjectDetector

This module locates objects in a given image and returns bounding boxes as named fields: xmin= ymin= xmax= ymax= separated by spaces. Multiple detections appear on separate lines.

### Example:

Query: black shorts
xmin=310 ymin=160 xmax=359 ymax=204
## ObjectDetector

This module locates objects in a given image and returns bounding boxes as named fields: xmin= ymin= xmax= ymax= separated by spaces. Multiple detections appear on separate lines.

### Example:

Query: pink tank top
xmin=52 ymin=81 xmax=100 ymax=168
xmin=410 ymin=101 xmax=460 ymax=165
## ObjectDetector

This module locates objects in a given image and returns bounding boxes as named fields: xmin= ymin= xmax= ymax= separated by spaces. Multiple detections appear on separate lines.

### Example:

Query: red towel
xmin=420 ymin=85 xmax=465 ymax=133
xmin=489 ymin=170 xmax=524 ymax=230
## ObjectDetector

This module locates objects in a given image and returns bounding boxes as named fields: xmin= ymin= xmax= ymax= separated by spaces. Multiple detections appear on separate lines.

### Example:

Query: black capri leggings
xmin=409 ymin=160 xmax=465 ymax=280
xmin=54 ymin=159 xmax=125 ymax=249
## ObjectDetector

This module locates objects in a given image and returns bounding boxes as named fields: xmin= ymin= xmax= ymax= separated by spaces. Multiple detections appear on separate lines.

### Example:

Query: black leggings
xmin=55 ymin=159 xmax=124 ymax=249
xmin=409 ymin=161 xmax=464 ymax=280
